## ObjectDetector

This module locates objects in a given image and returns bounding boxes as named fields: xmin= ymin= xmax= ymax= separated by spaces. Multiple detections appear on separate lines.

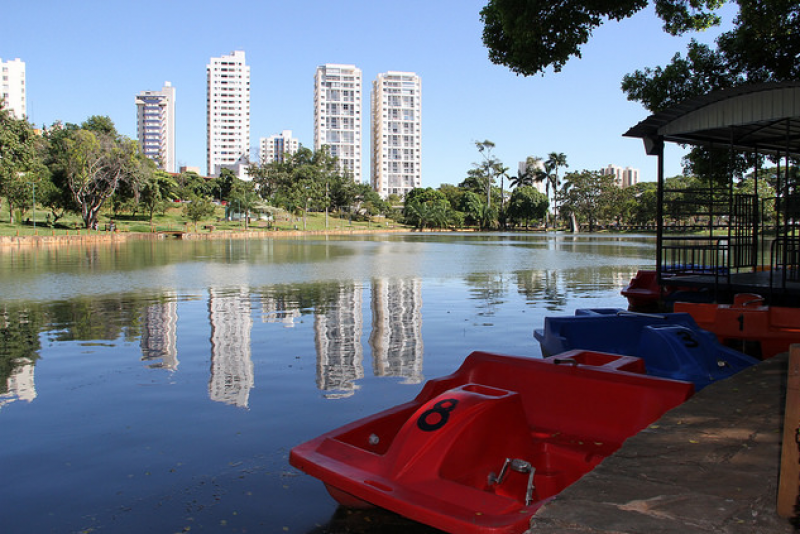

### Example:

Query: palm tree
xmin=510 ymin=156 xmax=546 ymax=189
xmin=475 ymin=140 xmax=500 ymax=208
xmin=545 ymin=152 xmax=568 ymax=229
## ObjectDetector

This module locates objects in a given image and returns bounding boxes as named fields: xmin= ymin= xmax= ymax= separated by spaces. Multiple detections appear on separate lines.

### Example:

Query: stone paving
xmin=528 ymin=353 xmax=796 ymax=533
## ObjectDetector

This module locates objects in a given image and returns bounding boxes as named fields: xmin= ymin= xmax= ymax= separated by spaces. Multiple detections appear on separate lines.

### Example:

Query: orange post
xmin=778 ymin=345 xmax=800 ymax=518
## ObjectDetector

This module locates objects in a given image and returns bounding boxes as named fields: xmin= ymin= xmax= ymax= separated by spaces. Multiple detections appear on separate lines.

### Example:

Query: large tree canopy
xmin=480 ymin=0 xmax=725 ymax=76
xmin=45 ymin=117 xmax=144 ymax=229
xmin=482 ymin=0 xmax=800 ymax=106
xmin=622 ymin=0 xmax=800 ymax=113
xmin=482 ymin=0 xmax=800 ymax=185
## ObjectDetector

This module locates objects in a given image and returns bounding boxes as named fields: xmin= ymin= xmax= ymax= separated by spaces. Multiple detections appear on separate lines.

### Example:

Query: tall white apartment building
xmin=601 ymin=164 xmax=639 ymax=188
xmin=314 ymin=64 xmax=362 ymax=182
xmin=371 ymin=72 xmax=422 ymax=198
xmin=135 ymin=82 xmax=176 ymax=172
xmin=207 ymin=51 xmax=250 ymax=177
xmin=1 ymin=58 xmax=26 ymax=119
xmin=260 ymin=130 xmax=300 ymax=164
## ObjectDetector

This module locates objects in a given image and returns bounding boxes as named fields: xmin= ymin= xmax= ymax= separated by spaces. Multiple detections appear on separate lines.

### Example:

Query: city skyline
xmin=3 ymin=1 xmax=738 ymax=187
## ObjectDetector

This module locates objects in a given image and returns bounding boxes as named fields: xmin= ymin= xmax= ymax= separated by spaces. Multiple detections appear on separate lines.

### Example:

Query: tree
xmin=481 ymin=1 xmax=800 ymax=184
xmin=216 ymin=168 xmax=237 ymax=201
xmin=474 ymin=140 xmax=502 ymax=208
xmin=46 ymin=117 xmax=141 ymax=229
xmin=509 ymin=156 xmax=545 ymax=189
xmin=249 ymin=146 xmax=346 ymax=224
xmin=480 ymin=0 xmax=726 ymax=77
xmin=140 ymin=171 xmax=178 ymax=223
xmin=228 ymin=179 xmax=260 ymax=230
xmin=403 ymin=188 xmax=454 ymax=230
xmin=506 ymin=186 xmax=549 ymax=229
xmin=183 ymin=195 xmax=217 ymax=231
xmin=459 ymin=191 xmax=485 ymax=227
xmin=628 ymin=181 xmax=659 ymax=225
xmin=0 ymin=108 xmax=45 ymax=223
xmin=558 ymin=170 xmax=617 ymax=231
xmin=177 ymin=170 xmax=211 ymax=200
xmin=544 ymin=152 xmax=568 ymax=229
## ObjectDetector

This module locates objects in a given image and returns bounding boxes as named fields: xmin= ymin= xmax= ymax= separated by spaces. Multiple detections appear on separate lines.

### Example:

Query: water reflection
xmin=209 ymin=288 xmax=254 ymax=407
xmin=0 ymin=235 xmax=655 ymax=533
xmin=369 ymin=278 xmax=424 ymax=385
xmin=315 ymin=284 xmax=365 ymax=398
xmin=140 ymin=296 xmax=179 ymax=370
xmin=0 ymin=268 xmax=642 ymax=407
xmin=0 ymin=234 xmax=656 ymax=409
xmin=0 ymin=304 xmax=41 ymax=410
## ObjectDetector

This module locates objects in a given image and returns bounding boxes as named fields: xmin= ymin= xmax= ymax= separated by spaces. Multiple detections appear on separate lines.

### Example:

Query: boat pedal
xmin=488 ymin=458 xmax=536 ymax=505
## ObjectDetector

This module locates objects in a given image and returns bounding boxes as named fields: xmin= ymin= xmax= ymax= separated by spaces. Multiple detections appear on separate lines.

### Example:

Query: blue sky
xmin=5 ymin=0 xmax=734 ymax=185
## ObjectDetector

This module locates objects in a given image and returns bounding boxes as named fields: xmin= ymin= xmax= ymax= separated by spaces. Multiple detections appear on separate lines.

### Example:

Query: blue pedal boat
xmin=533 ymin=309 xmax=759 ymax=390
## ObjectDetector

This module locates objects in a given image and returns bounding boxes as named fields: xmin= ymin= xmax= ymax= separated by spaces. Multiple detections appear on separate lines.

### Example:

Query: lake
xmin=0 ymin=232 xmax=656 ymax=533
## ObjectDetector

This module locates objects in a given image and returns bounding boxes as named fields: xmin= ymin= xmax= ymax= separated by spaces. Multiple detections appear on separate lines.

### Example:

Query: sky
xmin=4 ymin=0 xmax=737 ymax=186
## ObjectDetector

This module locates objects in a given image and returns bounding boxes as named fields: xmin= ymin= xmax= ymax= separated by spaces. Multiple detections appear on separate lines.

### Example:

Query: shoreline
xmin=0 ymin=227 xmax=419 ymax=247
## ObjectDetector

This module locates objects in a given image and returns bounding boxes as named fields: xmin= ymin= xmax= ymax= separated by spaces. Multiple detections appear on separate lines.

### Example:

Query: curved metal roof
xmin=624 ymin=82 xmax=800 ymax=156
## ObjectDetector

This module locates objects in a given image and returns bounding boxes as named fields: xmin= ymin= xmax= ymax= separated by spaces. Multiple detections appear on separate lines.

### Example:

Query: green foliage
xmin=507 ymin=186 xmax=549 ymax=228
xmin=216 ymin=168 xmax=237 ymax=201
xmin=140 ymin=171 xmax=178 ymax=223
xmin=459 ymin=191 xmax=485 ymax=227
xmin=227 ymin=179 xmax=260 ymax=229
xmin=249 ymin=146 xmax=364 ymax=219
xmin=43 ymin=117 xmax=142 ymax=229
xmin=510 ymin=157 xmax=545 ymax=189
xmin=558 ymin=170 xmax=619 ymax=231
xmin=0 ymin=108 xmax=46 ymax=223
xmin=482 ymin=1 xmax=800 ymax=188
xmin=403 ymin=187 xmax=455 ymax=229
xmin=177 ymin=171 xmax=212 ymax=199
xmin=183 ymin=195 xmax=217 ymax=230
xmin=480 ymin=0 xmax=725 ymax=77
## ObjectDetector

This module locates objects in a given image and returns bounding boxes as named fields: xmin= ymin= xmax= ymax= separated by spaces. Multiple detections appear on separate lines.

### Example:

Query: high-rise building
xmin=207 ymin=51 xmax=250 ymax=178
xmin=314 ymin=64 xmax=362 ymax=182
xmin=260 ymin=130 xmax=300 ymax=165
xmin=371 ymin=72 xmax=422 ymax=198
xmin=135 ymin=82 xmax=176 ymax=172
xmin=1 ymin=58 xmax=26 ymax=119
xmin=601 ymin=164 xmax=639 ymax=188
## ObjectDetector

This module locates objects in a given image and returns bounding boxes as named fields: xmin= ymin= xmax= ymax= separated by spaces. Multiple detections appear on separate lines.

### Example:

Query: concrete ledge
xmin=529 ymin=354 xmax=794 ymax=533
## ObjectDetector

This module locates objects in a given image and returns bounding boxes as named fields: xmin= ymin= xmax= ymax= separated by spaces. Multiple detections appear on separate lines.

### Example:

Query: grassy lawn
xmin=0 ymin=202 xmax=404 ymax=237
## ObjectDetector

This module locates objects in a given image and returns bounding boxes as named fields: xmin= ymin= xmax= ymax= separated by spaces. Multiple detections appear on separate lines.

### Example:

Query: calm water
xmin=0 ymin=233 xmax=655 ymax=534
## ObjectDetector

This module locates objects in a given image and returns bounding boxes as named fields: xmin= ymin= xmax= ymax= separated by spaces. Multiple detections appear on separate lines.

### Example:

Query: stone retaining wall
xmin=0 ymin=228 xmax=413 ymax=247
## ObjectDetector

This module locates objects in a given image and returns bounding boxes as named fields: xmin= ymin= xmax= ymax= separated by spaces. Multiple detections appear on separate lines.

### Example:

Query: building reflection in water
xmin=0 ymin=361 xmax=36 ymax=410
xmin=369 ymin=278 xmax=424 ymax=384
xmin=259 ymin=295 xmax=301 ymax=327
xmin=140 ymin=297 xmax=179 ymax=371
xmin=208 ymin=289 xmax=254 ymax=408
xmin=314 ymin=285 xmax=364 ymax=399
xmin=0 ymin=306 xmax=39 ymax=410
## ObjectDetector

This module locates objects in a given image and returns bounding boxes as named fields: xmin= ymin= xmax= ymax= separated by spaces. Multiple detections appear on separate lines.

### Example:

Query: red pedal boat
xmin=290 ymin=350 xmax=694 ymax=534
xmin=674 ymin=293 xmax=800 ymax=359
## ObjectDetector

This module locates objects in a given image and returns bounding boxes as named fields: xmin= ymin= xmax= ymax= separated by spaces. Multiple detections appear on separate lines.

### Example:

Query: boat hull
xmin=533 ymin=309 xmax=760 ymax=389
xmin=674 ymin=293 xmax=800 ymax=359
xmin=290 ymin=351 xmax=693 ymax=534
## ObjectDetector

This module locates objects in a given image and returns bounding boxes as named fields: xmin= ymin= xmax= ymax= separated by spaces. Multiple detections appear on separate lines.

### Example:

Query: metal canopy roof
xmin=624 ymin=82 xmax=800 ymax=157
